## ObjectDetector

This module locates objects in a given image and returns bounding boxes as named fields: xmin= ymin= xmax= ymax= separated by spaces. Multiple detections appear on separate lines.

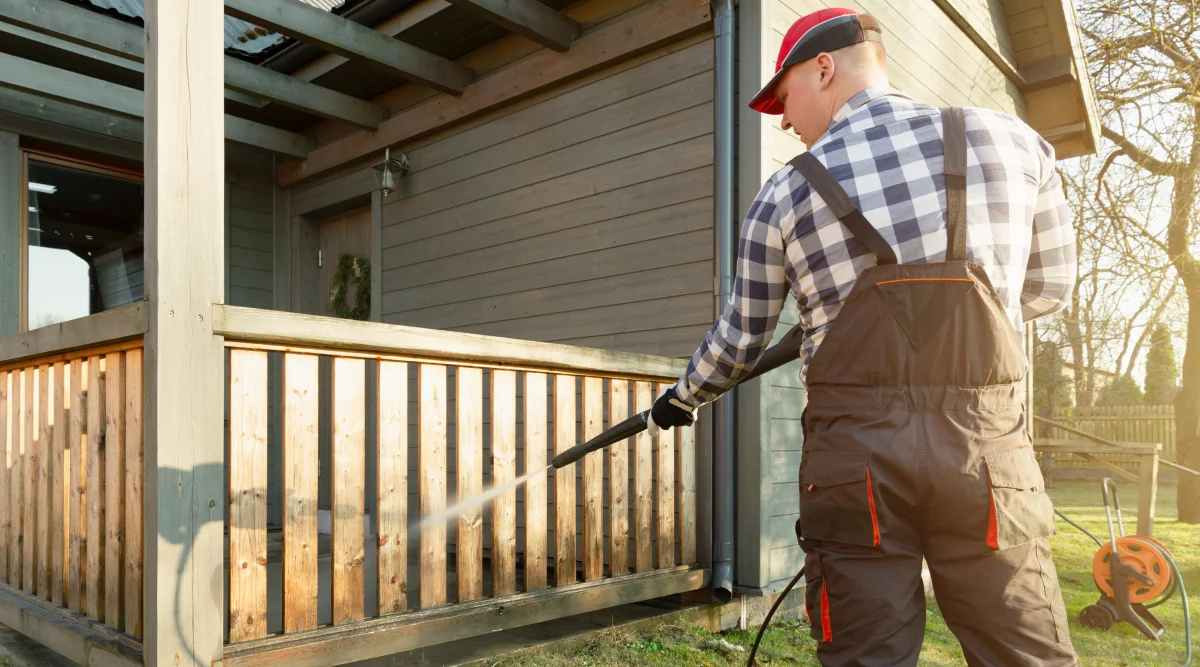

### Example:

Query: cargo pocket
xmin=799 ymin=451 xmax=879 ymax=547
xmin=984 ymin=448 xmax=1055 ymax=550
xmin=803 ymin=551 xmax=833 ymax=643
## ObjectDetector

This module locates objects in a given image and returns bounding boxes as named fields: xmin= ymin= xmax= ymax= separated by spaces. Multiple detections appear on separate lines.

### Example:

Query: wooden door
xmin=317 ymin=207 xmax=371 ymax=319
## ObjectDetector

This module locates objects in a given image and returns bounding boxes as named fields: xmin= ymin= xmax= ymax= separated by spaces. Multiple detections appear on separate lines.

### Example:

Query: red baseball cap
xmin=749 ymin=9 xmax=883 ymax=115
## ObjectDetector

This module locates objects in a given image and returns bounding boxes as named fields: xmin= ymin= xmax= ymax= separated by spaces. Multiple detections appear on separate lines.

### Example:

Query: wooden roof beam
xmin=278 ymin=0 xmax=712 ymax=185
xmin=0 ymin=52 xmax=315 ymax=157
xmin=0 ymin=0 xmax=387 ymax=128
xmin=224 ymin=0 xmax=475 ymax=94
xmin=446 ymin=0 xmax=580 ymax=51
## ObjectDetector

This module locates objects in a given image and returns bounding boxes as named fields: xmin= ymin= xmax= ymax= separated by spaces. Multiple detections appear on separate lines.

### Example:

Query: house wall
xmin=734 ymin=0 xmax=1031 ymax=592
xmin=375 ymin=35 xmax=716 ymax=357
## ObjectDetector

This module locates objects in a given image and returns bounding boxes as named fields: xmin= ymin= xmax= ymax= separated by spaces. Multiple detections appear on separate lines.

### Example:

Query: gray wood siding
xmin=226 ymin=146 xmax=276 ymax=310
xmin=377 ymin=33 xmax=715 ymax=358
xmin=736 ymin=0 xmax=1030 ymax=591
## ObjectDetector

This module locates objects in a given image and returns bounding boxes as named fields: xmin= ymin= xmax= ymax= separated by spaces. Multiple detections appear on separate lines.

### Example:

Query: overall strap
xmin=941 ymin=107 xmax=968 ymax=262
xmin=789 ymin=152 xmax=898 ymax=265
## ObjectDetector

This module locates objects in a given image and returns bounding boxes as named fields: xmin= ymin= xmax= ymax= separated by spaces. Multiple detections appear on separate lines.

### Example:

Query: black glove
xmin=650 ymin=386 xmax=695 ymax=431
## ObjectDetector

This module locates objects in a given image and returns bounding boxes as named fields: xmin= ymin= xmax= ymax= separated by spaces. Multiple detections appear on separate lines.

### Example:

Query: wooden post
xmin=143 ymin=1 xmax=226 ymax=665
xmin=1137 ymin=448 xmax=1159 ymax=537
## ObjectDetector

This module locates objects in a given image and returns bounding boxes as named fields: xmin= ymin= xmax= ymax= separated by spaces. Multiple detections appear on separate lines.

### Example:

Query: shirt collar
xmin=828 ymin=86 xmax=912 ymax=128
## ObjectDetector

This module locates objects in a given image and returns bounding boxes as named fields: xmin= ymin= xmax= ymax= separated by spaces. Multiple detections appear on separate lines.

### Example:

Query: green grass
xmin=493 ymin=480 xmax=1197 ymax=666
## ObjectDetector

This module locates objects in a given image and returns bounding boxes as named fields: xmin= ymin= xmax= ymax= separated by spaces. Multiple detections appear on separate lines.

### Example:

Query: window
xmin=22 ymin=152 xmax=144 ymax=331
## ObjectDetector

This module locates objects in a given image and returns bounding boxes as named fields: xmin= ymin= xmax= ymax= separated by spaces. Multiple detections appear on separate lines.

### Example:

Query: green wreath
xmin=329 ymin=253 xmax=371 ymax=320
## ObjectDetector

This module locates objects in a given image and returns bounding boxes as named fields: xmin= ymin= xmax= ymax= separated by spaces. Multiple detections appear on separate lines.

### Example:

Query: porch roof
xmin=0 ymin=0 xmax=582 ymax=161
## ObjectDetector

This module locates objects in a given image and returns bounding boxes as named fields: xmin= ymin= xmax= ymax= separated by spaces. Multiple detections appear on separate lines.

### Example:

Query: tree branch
xmin=1102 ymin=126 xmax=1187 ymax=176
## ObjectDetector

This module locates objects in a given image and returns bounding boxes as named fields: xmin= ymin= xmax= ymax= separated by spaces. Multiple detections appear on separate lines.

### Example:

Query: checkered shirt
xmin=673 ymin=86 xmax=1076 ymax=408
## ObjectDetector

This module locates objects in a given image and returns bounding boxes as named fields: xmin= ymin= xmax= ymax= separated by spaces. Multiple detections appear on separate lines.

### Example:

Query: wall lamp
xmin=371 ymin=147 xmax=410 ymax=197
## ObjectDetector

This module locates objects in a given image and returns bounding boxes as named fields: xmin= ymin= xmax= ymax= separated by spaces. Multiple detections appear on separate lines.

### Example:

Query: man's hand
xmin=650 ymin=386 xmax=695 ymax=432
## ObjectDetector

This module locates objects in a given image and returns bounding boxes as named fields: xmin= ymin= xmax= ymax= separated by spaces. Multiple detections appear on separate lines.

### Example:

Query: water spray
xmin=414 ymin=323 xmax=806 ymax=539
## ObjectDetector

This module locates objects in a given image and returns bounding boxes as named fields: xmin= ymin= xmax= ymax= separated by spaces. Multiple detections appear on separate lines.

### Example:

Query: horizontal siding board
xmin=391 ymin=38 xmax=715 ymax=176
xmin=397 ymin=262 xmax=712 ymax=331
xmin=554 ymin=324 xmax=713 ymax=358
xmin=382 ymin=102 xmax=714 ymax=226
xmin=769 ymin=451 xmax=800 ymax=484
xmin=229 ymin=208 xmax=274 ymax=234
xmin=230 ymin=287 xmax=273 ymax=310
xmin=381 ymin=135 xmax=712 ymax=250
xmin=453 ymin=293 xmax=713 ymax=342
xmin=230 ymin=227 xmax=273 ymax=254
xmin=383 ymin=229 xmax=712 ymax=313
xmin=385 ymin=197 xmax=711 ymax=290
xmin=230 ymin=266 xmax=274 ymax=293
xmin=229 ymin=246 xmax=273 ymax=272
xmin=384 ymin=167 xmax=711 ymax=272
xmin=390 ymin=72 xmax=713 ymax=203
xmin=230 ymin=187 xmax=274 ymax=215
xmin=769 ymin=544 xmax=803 ymax=584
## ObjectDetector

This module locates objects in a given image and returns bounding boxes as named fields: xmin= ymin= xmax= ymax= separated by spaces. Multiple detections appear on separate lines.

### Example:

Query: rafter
xmin=447 ymin=0 xmax=579 ymax=51
xmin=224 ymin=0 xmax=475 ymax=95
xmin=0 ymin=52 xmax=315 ymax=157
xmin=0 ymin=0 xmax=387 ymax=128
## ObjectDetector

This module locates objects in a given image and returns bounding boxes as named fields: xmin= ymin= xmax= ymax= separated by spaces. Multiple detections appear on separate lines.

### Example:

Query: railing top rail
xmin=213 ymin=305 xmax=690 ymax=382
xmin=0 ymin=303 xmax=146 ymax=371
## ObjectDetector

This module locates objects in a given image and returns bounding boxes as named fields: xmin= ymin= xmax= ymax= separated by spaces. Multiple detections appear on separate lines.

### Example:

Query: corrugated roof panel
xmin=86 ymin=0 xmax=344 ymax=54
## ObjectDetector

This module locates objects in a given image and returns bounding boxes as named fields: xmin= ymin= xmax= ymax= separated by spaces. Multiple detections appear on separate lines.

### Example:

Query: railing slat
xmin=656 ymin=382 xmax=675 ymax=569
xmin=522 ymin=373 xmax=548 ymax=592
xmin=68 ymin=359 xmax=84 ymax=613
xmin=229 ymin=349 xmax=269 ymax=642
xmin=35 ymin=365 xmax=50 ymax=599
xmin=85 ymin=357 xmax=105 ymax=621
xmin=24 ymin=366 xmax=37 ymax=593
xmin=0 ymin=371 xmax=9 ymax=584
xmin=553 ymin=375 xmax=576 ymax=586
xmin=332 ymin=357 xmax=366 ymax=624
xmin=455 ymin=367 xmax=483 ymax=603
xmin=8 ymin=369 xmax=19 ymax=586
xmin=676 ymin=423 xmax=696 ymax=565
xmin=50 ymin=362 xmax=65 ymax=605
xmin=419 ymin=364 xmax=447 ymax=608
xmin=124 ymin=348 xmax=143 ymax=638
xmin=633 ymin=382 xmax=653 ymax=573
xmin=283 ymin=353 xmax=320 ymax=633
xmin=491 ymin=369 xmax=517 ymax=597
xmin=582 ymin=377 xmax=604 ymax=581
xmin=608 ymin=380 xmax=629 ymax=577
xmin=104 ymin=352 xmax=125 ymax=629
xmin=376 ymin=360 xmax=408 ymax=615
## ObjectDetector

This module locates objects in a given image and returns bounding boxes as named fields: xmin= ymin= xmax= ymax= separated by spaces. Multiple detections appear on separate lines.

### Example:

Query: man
xmin=649 ymin=8 xmax=1080 ymax=667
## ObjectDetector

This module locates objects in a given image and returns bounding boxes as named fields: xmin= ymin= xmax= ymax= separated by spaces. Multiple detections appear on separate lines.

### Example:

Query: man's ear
xmin=817 ymin=53 xmax=836 ymax=88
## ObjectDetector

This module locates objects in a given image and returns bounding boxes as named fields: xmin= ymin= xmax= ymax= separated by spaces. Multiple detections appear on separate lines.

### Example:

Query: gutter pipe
xmin=711 ymin=0 xmax=736 ymax=605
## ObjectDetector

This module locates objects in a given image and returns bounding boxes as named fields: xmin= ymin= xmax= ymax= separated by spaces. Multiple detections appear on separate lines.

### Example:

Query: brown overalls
xmin=791 ymin=108 xmax=1080 ymax=666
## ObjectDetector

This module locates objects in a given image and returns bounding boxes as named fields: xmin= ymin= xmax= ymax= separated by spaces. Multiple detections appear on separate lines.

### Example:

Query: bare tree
xmin=1081 ymin=0 xmax=1200 ymax=521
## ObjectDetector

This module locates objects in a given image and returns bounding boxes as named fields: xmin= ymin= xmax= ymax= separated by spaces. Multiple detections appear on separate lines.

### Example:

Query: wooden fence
xmin=215 ymin=306 xmax=704 ymax=666
xmin=0 ymin=341 xmax=145 ymax=642
xmin=1043 ymin=404 xmax=1175 ymax=467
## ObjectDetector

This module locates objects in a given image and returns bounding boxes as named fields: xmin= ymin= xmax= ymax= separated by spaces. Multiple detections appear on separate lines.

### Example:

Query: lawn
xmin=495 ymin=479 xmax=1197 ymax=666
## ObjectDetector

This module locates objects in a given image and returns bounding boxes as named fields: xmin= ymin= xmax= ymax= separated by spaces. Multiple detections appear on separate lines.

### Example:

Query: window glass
xmin=26 ymin=160 xmax=144 ymax=330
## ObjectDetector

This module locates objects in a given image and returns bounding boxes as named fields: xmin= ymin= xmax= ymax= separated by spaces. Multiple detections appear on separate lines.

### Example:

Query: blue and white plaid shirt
xmin=673 ymin=87 xmax=1076 ymax=408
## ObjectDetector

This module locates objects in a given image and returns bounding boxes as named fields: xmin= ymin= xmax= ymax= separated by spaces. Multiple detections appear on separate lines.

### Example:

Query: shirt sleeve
xmin=672 ymin=176 xmax=790 ymax=408
xmin=1021 ymin=137 xmax=1077 ymax=322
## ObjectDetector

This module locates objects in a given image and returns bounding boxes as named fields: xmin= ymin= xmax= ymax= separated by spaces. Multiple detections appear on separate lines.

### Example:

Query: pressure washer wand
xmin=551 ymin=323 xmax=805 ymax=470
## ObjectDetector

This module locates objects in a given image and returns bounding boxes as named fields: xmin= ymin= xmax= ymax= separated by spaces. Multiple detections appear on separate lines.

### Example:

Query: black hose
xmin=745 ymin=566 xmax=805 ymax=667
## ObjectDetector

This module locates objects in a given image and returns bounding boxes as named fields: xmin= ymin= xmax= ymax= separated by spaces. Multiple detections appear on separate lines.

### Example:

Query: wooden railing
xmin=214 ymin=306 xmax=704 ymax=665
xmin=0 ymin=333 xmax=145 ymax=645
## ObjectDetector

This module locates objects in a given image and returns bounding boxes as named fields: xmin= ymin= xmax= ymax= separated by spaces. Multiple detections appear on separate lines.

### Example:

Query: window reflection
xmin=26 ymin=160 xmax=143 ymax=330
